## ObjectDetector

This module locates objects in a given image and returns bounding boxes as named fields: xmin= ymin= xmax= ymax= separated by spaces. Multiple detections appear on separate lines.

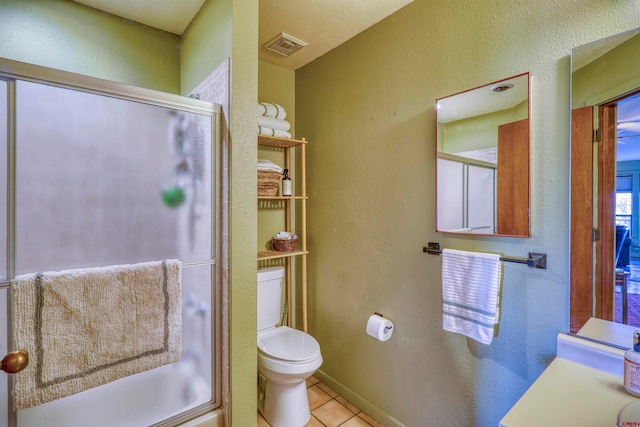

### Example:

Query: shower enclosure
xmin=0 ymin=59 xmax=220 ymax=427
xmin=436 ymin=157 xmax=496 ymax=233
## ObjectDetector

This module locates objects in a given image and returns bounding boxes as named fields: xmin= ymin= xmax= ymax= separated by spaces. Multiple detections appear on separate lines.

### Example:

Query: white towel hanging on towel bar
xmin=441 ymin=249 xmax=502 ymax=345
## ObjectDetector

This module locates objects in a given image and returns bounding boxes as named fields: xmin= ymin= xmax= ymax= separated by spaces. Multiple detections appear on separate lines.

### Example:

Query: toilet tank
xmin=257 ymin=267 xmax=285 ymax=331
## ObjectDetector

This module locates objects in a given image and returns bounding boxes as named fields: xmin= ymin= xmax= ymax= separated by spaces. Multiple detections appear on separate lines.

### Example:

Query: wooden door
xmin=597 ymin=104 xmax=618 ymax=321
xmin=497 ymin=118 xmax=530 ymax=236
xmin=570 ymin=106 xmax=594 ymax=332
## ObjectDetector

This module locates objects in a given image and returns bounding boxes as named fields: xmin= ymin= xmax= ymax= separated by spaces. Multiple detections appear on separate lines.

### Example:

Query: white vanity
xmin=500 ymin=318 xmax=639 ymax=426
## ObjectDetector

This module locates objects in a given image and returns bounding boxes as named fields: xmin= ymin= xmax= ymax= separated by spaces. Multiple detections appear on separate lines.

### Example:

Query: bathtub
xmin=17 ymin=359 xmax=213 ymax=427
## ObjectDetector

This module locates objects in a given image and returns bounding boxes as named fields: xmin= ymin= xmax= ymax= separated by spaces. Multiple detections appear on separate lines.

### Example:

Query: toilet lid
xmin=258 ymin=326 xmax=321 ymax=362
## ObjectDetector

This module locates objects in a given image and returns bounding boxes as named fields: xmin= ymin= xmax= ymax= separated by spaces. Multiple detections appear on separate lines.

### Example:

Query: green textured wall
xmin=258 ymin=60 xmax=295 ymax=126
xmin=440 ymin=104 xmax=527 ymax=154
xmin=180 ymin=0 xmax=232 ymax=95
xmin=0 ymin=0 xmax=180 ymax=93
xmin=228 ymin=2 xmax=258 ymax=426
xmin=296 ymin=0 xmax=640 ymax=426
xmin=183 ymin=1 xmax=259 ymax=425
xmin=181 ymin=1 xmax=259 ymax=425
xmin=572 ymin=33 xmax=640 ymax=108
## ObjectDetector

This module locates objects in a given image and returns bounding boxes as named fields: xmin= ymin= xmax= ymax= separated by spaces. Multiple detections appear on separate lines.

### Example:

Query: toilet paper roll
xmin=366 ymin=314 xmax=394 ymax=341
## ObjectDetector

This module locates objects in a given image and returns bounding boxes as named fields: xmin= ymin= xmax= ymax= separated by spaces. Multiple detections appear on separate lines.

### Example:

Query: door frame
xmin=570 ymin=106 xmax=595 ymax=333
xmin=570 ymin=91 xmax=640 ymax=332
xmin=596 ymin=103 xmax=617 ymax=322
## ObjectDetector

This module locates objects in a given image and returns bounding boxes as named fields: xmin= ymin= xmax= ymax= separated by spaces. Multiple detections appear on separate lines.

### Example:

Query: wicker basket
xmin=272 ymin=237 xmax=298 ymax=252
xmin=258 ymin=170 xmax=281 ymax=196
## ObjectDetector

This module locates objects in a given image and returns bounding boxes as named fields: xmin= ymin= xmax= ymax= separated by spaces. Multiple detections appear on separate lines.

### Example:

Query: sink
xmin=557 ymin=333 xmax=626 ymax=375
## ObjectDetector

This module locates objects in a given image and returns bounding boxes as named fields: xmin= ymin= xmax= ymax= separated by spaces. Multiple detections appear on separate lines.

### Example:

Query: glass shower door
xmin=436 ymin=158 xmax=465 ymax=231
xmin=467 ymin=164 xmax=496 ymax=234
xmin=2 ymin=74 xmax=219 ymax=427
xmin=1 ymin=78 xmax=9 ymax=427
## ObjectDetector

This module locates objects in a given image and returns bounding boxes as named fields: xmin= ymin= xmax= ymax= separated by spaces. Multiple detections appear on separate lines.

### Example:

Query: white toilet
xmin=257 ymin=266 xmax=323 ymax=427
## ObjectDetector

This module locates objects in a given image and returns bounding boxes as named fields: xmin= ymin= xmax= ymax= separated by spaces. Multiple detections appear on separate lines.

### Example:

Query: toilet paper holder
xmin=367 ymin=313 xmax=394 ymax=341
xmin=374 ymin=312 xmax=393 ymax=332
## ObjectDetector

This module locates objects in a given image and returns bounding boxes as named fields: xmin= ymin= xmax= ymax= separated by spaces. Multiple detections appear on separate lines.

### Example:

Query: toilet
xmin=257 ymin=266 xmax=323 ymax=427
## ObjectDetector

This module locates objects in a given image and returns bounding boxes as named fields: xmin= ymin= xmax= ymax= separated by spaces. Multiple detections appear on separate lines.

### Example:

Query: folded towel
xmin=441 ymin=249 xmax=501 ymax=345
xmin=258 ymin=102 xmax=287 ymax=119
xmin=257 ymin=116 xmax=291 ymax=132
xmin=259 ymin=127 xmax=292 ymax=139
xmin=12 ymin=259 xmax=182 ymax=409
xmin=258 ymin=158 xmax=283 ymax=173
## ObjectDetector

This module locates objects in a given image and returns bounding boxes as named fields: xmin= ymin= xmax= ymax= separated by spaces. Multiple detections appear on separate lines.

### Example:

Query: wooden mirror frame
xmin=435 ymin=73 xmax=531 ymax=237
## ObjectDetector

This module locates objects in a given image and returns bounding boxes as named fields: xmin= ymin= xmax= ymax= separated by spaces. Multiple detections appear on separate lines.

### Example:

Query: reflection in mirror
xmin=436 ymin=73 xmax=530 ymax=237
xmin=570 ymin=27 xmax=640 ymax=334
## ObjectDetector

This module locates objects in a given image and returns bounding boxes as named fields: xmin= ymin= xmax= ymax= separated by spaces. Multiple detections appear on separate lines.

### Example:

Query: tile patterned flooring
xmin=257 ymin=376 xmax=383 ymax=427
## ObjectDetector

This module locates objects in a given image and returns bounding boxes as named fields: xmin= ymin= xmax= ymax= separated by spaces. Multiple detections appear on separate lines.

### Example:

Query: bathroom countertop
xmin=577 ymin=316 xmax=636 ymax=348
xmin=499 ymin=357 xmax=637 ymax=427
xmin=500 ymin=318 xmax=639 ymax=427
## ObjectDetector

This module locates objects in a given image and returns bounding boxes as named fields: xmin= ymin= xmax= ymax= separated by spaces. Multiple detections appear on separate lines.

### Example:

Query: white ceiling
xmin=437 ymin=74 xmax=529 ymax=123
xmin=257 ymin=0 xmax=414 ymax=70
xmin=72 ymin=0 xmax=414 ymax=70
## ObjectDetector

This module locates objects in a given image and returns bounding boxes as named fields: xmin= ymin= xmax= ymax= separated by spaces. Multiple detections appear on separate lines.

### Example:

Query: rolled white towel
xmin=258 ymin=116 xmax=291 ymax=132
xmin=258 ymin=127 xmax=292 ymax=139
xmin=275 ymin=231 xmax=296 ymax=240
xmin=257 ymin=102 xmax=287 ymax=119
xmin=257 ymin=158 xmax=283 ymax=173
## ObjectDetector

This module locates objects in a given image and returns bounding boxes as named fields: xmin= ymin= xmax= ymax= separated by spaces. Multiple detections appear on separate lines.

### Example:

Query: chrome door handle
xmin=1 ymin=350 xmax=28 ymax=374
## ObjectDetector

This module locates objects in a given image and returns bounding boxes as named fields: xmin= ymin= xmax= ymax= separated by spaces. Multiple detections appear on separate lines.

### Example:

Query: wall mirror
xmin=436 ymin=73 xmax=531 ymax=237
xmin=570 ymin=27 xmax=640 ymax=335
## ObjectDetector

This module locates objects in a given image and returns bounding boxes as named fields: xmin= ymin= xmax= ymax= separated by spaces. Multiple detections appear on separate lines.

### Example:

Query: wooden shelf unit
xmin=258 ymin=134 xmax=308 ymax=331
xmin=258 ymin=134 xmax=307 ymax=148
xmin=258 ymin=196 xmax=308 ymax=201
xmin=257 ymin=250 xmax=309 ymax=261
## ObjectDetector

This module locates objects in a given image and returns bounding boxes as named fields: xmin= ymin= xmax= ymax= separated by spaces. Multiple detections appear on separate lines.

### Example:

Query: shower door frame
xmin=0 ymin=58 xmax=222 ymax=427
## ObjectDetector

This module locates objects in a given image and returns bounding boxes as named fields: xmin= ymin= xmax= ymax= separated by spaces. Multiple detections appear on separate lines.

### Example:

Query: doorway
xmin=570 ymin=89 xmax=640 ymax=332
xmin=613 ymin=92 xmax=640 ymax=326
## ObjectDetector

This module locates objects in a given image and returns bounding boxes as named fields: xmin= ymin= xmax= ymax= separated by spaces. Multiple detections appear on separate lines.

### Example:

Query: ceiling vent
xmin=263 ymin=32 xmax=308 ymax=57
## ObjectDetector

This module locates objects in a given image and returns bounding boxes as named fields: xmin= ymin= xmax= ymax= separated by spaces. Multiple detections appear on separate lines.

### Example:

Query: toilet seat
xmin=258 ymin=326 xmax=321 ymax=363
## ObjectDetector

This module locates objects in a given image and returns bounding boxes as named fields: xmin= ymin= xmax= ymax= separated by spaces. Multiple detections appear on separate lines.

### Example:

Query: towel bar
xmin=0 ymin=259 xmax=214 ymax=291
xmin=423 ymin=242 xmax=547 ymax=269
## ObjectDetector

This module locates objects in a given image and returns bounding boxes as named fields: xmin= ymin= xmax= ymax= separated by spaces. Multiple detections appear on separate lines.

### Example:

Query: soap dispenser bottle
xmin=281 ymin=169 xmax=292 ymax=196
xmin=624 ymin=330 xmax=640 ymax=396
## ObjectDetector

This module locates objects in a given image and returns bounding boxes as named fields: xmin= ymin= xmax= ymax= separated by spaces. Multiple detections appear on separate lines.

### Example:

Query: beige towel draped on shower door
xmin=11 ymin=259 xmax=182 ymax=409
